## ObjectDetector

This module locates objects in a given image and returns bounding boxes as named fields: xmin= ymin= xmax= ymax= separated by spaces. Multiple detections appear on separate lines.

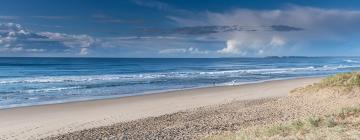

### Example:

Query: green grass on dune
xmin=319 ymin=72 xmax=360 ymax=87
xmin=203 ymin=106 xmax=360 ymax=140
xmin=203 ymin=73 xmax=360 ymax=140
xmin=292 ymin=72 xmax=360 ymax=93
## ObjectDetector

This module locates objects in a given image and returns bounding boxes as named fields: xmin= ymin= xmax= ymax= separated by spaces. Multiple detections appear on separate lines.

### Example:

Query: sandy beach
xmin=0 ymin=77 xmax=322 ymax=139
xmin=2 ymin=0 xmax=360 ymax=139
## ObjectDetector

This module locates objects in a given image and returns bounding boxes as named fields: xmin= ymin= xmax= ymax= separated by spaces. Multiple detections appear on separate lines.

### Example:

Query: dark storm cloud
xmin=270 ymin=25 xmax=303 ymax=32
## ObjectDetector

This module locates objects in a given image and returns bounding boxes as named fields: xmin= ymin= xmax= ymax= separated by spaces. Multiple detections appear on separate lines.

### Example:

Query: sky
xmin=1 ymin=0 xmax=360 ymax=57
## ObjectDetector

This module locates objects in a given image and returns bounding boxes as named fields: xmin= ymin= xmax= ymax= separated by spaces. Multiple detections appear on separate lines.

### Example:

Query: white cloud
xmin=159 ymin=48 xmax=186 ymax=54
xmin=11 ymin=46 xmax=23 ymax=52
xmin=217 ymin=34 xmax=285 ymax=55
xmin=0 ymin=46 xmax=22 ymax=52
xmin=159 ymin=47 xmax=209 ymax=54
xmin=0 ymin=44 xmax=45 ymax=53
xmin=270 ymin=36 xmax=286 ymax=47
xmin=218 ymin=40 xmax=241 ymax=54
xmin=0 ymin=23 xmax=29 ymax=52
xmin=26 ymin=48 xmax=45 ymax=52
xmin=79 ymin=48 xmax=89 ymax=55
xmin=39 ymin=32 xmax=95 ymax=48
xmin=169 ymin=6 xmax=360 ymax=56
xmin=187 ymin=47 xmax=209 ymax=54
xmin=0 ymin=22 xmax=95 ymax=55
xmin=3 ymin=5 xmax=360 ymax=57
xmin=0 ymin=23 xmax=28 ymax=36
xmin=0 ymin=16 xmax=18 ymax=20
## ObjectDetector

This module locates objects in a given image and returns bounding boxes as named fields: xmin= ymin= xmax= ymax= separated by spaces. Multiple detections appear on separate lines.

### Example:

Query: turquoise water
xmin=1 ymin=57 xmax=360 ymax=108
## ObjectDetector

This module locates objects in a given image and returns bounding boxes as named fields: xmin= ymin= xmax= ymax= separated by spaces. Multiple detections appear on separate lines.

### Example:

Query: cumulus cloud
xmin=79 ymin=48 xmax=88 ymax=55
xmin=0 ymin=22 xmax=95 ymax=55
xmin=159 ymin=48 xmax=187 ymax=54
xmin=270 ymin=36 xmax=286 ymax=47
xmin=217 ymin=34 xmax=285 ymax=55
xmin=218 ymin=40 xmax=241 ymax=54
xmin=0 ymin=23 xmax=27 ymax=33
xmin=159 ymin=47 xmax=209 ymax=54
xmin=187 ymin=47 xmax=209 ymax=54
xmin=39 ymin=32 xmax=95 ymax=48
xmin=26 ymin=48 xmax=45 ymax=52
xmin=0 ymin=23 xmax=31 ymax=49
xmin=167 ymin=6 xmax=360 ymax=56
xmin=3 ymin=5 xmax=360 ymax=57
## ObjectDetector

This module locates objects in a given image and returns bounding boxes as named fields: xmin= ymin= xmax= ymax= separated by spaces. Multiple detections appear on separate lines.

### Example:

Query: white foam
xmin=23 ymin=86 xmax=82 ymax=93
xmin=344 ymin=59 xmax=360 ymax=63
xmin=0 ymin=65 xmax=359 ymax=85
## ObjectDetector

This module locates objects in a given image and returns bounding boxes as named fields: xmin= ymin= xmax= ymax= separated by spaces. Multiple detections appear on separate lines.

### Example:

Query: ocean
xmin=1 ymin=57 xmax=360 ymax=108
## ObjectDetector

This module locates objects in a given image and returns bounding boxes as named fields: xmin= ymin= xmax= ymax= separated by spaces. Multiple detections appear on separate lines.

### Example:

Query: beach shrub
xmin=265 ymin=124 xmax=292 ymax=136
xmin=325 ymin=117 xmax=337 ymax=127
xmin=291 ymin=120 xmax=305 ymax=131
xmin=308 ymin=117 xmax=322 ymax=127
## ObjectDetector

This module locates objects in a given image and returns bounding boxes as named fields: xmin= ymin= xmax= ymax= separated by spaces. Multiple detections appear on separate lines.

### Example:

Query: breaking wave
xmin=1 ymin=64 xmax=359 ymax=85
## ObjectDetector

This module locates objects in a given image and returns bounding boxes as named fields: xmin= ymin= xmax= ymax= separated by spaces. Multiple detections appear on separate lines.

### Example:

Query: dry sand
xmin=0 ymin=77 xmax=321 ymax=140
xmin=48 ymin=79 xmax=360 ymax=140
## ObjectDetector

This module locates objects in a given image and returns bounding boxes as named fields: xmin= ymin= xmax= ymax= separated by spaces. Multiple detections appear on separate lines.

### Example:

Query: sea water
xmin=1 ymin=57 xmax=360 ymax=108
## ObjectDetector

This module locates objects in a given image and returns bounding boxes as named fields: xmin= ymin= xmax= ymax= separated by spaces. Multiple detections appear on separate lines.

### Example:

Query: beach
xmin=2 ymin=1 xmax=360 ymax=139
xmin=0 ymin=77 xmax=322 ymax=139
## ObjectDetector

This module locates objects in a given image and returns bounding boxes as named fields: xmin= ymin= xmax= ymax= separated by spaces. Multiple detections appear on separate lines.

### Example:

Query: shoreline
xmin=0 ymin=77 xmax=323 ymax=139
xmin=0 ymin=75 xmax=326 ymax=110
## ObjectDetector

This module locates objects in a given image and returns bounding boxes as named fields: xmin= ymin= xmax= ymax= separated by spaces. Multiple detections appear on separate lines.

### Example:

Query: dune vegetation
xmin=203 ymin=72 xmax=360 ymax=140
xmin=291 ymin=72 xmax=360 ymax=94
xmin=203 ymin=106 xmax=360 ymax=140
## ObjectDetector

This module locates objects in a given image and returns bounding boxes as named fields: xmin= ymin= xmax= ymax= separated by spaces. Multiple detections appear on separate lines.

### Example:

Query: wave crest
xmin=1 ymin=64 xmax=358 ymax=85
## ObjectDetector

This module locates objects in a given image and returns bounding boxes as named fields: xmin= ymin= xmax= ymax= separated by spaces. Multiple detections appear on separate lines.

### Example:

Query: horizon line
xmin=0 ymin=56 xmax=359 ymax=59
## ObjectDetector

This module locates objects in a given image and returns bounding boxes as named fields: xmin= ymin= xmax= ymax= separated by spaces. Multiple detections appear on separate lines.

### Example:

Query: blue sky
xmin=1 ymin=0 xmax=360 ymax=57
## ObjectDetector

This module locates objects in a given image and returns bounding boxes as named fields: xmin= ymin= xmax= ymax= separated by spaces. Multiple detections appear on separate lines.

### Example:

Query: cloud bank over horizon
xmin=1 ymin=1 xmax=360 ymax=57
